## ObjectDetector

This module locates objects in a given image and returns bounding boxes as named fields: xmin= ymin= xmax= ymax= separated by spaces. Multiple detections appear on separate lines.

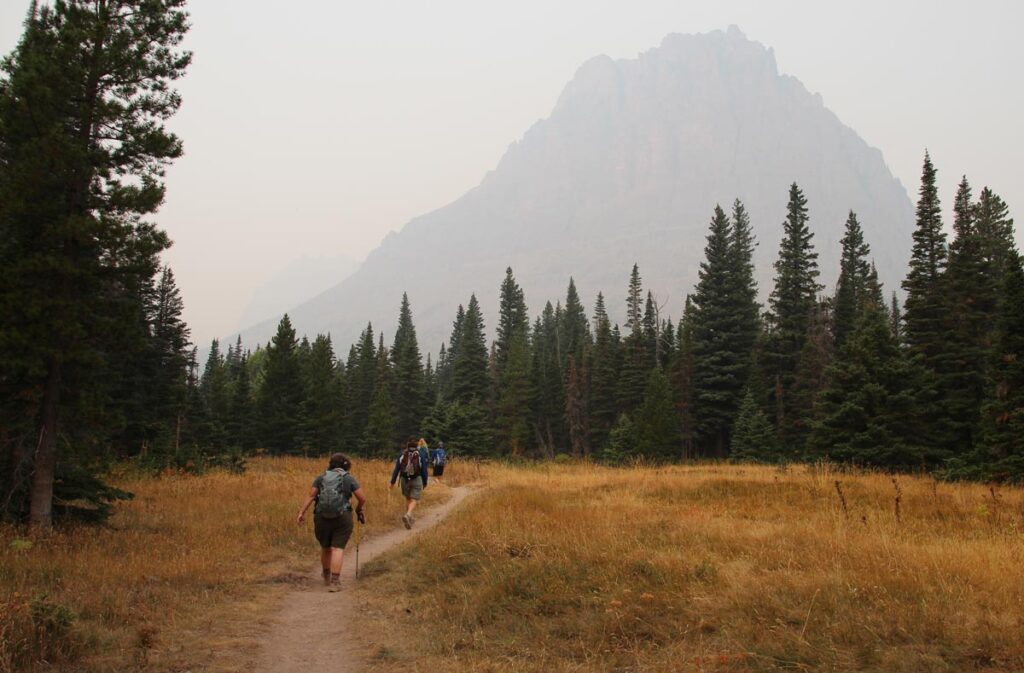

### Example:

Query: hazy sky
xmin=2 ymin=1 xmax=1022 ymax=345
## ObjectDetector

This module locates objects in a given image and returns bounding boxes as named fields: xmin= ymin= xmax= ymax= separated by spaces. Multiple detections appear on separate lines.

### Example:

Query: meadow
xmin=0 ymin=457 xmax=455 ymax=673
xmin=355 ymin=462 xmax=1024 ymax=673
xmin=2 ymin=459 xmax=1022 ymax=672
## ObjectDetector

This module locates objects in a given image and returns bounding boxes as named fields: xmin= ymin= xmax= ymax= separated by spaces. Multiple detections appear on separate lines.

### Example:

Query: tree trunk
xmin=29 ymin=359 xmax=61 ymax=531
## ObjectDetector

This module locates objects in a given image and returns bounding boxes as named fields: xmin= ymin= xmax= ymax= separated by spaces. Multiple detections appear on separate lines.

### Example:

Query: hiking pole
xmin=355 ymin=509 xmax=365 ymax=579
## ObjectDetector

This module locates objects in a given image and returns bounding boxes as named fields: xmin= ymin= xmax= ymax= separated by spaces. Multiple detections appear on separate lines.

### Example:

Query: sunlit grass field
xmin=356 ymin=462 xmax=1024 ymax=673
xmin=0 ymin=456 xmax=455 ymax=673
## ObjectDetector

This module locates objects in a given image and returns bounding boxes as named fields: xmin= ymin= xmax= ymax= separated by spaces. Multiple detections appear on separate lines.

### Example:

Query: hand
xmin=296 ymin=512 xmax=305 ymax=525
xmin=357 ymin=510 xmax=366 ymax=525
xmin=389 ymin=482 xmax=395 ymax=489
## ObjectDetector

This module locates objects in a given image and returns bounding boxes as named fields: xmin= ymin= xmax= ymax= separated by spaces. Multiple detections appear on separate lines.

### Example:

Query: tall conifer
xmin=833 ymin=211 xmax=873 ymax=348
xmin=766 ymin=183 xmax=822 ymax=436
xmin=259 ymin=315 xmax=306 ymax=454
xmin=391 ymin=294 xmax=425 ymax=440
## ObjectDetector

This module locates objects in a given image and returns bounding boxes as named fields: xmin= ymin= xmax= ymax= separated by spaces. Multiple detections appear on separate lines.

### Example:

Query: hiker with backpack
xmin=389 ymin=438 xmax=429 ymax=529
xmin=431 ymin=440 xmax=447 ymax=479
xmin=296 ymin=453 xmax=366 ymax=592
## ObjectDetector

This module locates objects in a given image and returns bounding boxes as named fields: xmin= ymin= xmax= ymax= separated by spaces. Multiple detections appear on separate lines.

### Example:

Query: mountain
xmin=233 ymin=26 xmax=914 ymax=354
xmin=234 ymin=254 xmax=360 ymax=333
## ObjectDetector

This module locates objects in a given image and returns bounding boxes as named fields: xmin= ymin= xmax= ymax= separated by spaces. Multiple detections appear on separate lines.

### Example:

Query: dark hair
xmin=406 ymin=439 xmax=418 ymax=449
xmin=329 ymin=453 xmax=351 ymax=470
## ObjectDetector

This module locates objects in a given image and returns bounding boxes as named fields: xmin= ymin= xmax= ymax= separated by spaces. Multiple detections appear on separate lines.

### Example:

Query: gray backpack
xmin=318 ymin=469 xmax=350 ymax=518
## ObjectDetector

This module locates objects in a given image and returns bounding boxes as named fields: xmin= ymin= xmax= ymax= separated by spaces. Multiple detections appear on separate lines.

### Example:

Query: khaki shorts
xmin=400 ymin=475 xmax=423 ymax=500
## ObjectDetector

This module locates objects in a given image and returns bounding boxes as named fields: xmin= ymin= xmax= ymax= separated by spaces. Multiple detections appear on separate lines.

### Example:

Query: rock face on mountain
xmin=235 ymin=26 xmax=914 ymax=353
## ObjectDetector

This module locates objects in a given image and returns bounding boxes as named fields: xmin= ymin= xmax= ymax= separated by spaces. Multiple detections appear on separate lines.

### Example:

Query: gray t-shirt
xmin=312 ymin=469 xmax=360 ymax=515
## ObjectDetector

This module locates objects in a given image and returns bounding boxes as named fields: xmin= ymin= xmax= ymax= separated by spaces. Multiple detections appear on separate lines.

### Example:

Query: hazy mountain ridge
xmin=234 ymin=254 xmax=361 ymax=333
xmin=232 ymin=26 xmax=914 ymax=353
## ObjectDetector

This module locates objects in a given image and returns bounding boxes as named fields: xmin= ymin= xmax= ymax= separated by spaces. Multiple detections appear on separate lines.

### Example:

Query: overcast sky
xmin=2 ymin=0 xmax=1022 ymax=345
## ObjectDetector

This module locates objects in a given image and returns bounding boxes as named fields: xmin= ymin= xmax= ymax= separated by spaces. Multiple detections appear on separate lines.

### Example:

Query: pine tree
xmin=661 ymin=317 xmax=677 ymax=362
xmin=634 ymin=368 xmax=677 ymax=460
xmin=588 ymin=293 xmax=619 ymax=451
xmin=729 ymin=199 xmax=762 ymax=361
xmin=730 ymin=389 xmax=779 ymax=463
xmin=809 ymin=303 xmax=939 ymax=468
xmin=345 ymin=323 xmax=377 ymax=446
xmin=690 ymin=203 xmax=761 ymax=456
xmin=974 ymin=187 xmax=1017 ymax=283
xmin=618 ymin=266 xmax=650 ymax=415
xmin=453 ymin=295 xmax=490 ymax=405
xmin=766 ymin=183 xmax=822 ymax=438
xmin=151 ymin=267 xmax=191 ymax=454
xmin=363 ymin=344 xmax=396 ymax=455
xmin=626 ymin=263 xmax=644 ymax=332
xmin=642 ymin=291 xmax=659 ymax=367
xmin=940 ymin=176 xmax=994 ymax=456
xmin=902 ymin=152 xmax=948 ymax=369
xmin=303 ymin=334 xmax=342 ymax=454
xmin=0 ymin=0 xmax=191 ymax=528
xmin=972 ymin=250 xmax=1024 ymax=482
xmin=422 ymin=353 xmax=437 ymax=410
xmin=671 ymin=296 xmax=697 ymax=459
xmin=200 ymin=339 xmax=230 ymax=452
xmin=565 ymin=356 xmax=590 ymax=457
xmin=604 ymin=413 xmax=636 ymax=464
xmin=495 ymin=268 xmax=530 ymax=375
xmin=833 ymin=211 xmax=873 ymax=349
xmin=493 ymin=269 xmax=532 ymax=453
xmin=439 ymin=305 xmax=466 ymax=403
xmin=788 ymin=300 xmax=834 ymax=456
xmin=562 ymin=278 xmax=591 ymax=367
xmin=495 ymin=326 xmax=532 ymax=454
xmin=227 ymin=352 xmax=256 ymax=452
xmin=531 ymin=302 xmax=565 ymax=456
xmin=890 ymin=292 xmax=902 ymax=344
xmin=391 ymin=293 xmax=425 ymax=441
xmin=258 ymin=315 xmax=307 ymax=454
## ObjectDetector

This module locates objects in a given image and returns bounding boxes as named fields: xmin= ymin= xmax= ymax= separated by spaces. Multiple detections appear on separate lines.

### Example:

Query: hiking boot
xmin=402 ymin=513 xmax=412 ymax=529
xmin=328 ymin=574 xmax=341 ymax=592
xmin=321 ymin=568 xmax=330 ymax=586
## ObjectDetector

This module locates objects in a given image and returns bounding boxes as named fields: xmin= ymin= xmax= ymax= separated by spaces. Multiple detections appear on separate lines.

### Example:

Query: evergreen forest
xmin=2 ymin=3 xmax=1023 ymax=530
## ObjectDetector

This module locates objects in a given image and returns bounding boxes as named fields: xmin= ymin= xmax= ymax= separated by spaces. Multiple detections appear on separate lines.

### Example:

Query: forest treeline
xmin=184 ymin=156 xmax=1022 ymax=484
xmin=1 ymin=3 xmax=1022 ymax=529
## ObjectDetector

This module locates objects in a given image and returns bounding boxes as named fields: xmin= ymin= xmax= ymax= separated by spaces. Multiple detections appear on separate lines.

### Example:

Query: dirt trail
xmin=251 ymin=486 xmax=471 ymax=673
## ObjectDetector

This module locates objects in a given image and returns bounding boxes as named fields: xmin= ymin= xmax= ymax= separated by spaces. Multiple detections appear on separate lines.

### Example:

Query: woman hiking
xmin=390 ymin=438 xmax=429 ymax=529
xmin=296 ymin=453 xmax=366 ymax=592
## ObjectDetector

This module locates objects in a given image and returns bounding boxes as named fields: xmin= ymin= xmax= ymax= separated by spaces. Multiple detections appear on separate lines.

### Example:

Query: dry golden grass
xmin=356 ymin=462 xmax=1024 ymax=673
xmin=0 ymin=456 xmax=456 ymax=673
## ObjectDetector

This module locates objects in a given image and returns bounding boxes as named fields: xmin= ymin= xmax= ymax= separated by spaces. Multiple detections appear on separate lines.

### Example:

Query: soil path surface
xmin=252 ymin=486 xmax=471 ymax=673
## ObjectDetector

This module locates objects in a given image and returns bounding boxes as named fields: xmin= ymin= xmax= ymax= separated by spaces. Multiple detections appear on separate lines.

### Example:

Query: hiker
xmin=390 ymin=438 xmax=429 ymax=529
xmin=431 ymin=440 xmax=447 ymax=479
xmin=296 ymin=453 xmax=366 ymax=592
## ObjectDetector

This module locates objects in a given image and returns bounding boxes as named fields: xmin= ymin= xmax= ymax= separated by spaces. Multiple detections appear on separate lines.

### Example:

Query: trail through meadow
xmin=251 ymin=486 xmax=472 ymax=673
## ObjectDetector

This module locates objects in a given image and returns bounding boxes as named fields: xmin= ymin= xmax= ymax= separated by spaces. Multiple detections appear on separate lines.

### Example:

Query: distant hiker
xmin=296 ymin=453 xmax=366 ymax=592
xmin=431 ymin=440 xmax=447 ymax=479
xmin=390 ymin=438 xmax=428 ymax=529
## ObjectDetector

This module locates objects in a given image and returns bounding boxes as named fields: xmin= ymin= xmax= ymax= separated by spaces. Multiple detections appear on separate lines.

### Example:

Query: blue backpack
xmin=433 ymin=447 xmax=447 ymax=467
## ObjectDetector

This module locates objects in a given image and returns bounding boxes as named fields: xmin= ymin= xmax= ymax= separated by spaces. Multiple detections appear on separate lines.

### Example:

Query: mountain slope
xmin=234 ymin=26 xmax=913 ymax=353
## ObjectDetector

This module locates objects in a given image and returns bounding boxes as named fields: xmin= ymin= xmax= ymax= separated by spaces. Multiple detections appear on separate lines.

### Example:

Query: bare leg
xmin=406 ymin=498 xmax=418 ymax=516
xmin=330 ymin=547 xmax=345 ymax=575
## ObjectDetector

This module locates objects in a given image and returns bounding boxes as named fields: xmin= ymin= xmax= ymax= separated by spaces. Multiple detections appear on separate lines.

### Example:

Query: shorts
xmin=401 ymin=475 xmax=423 ymax=500
xmin=314 ymin=511 xmax=354 ymax=549
xmin=433 ymin=464 xmax=445 ymax=477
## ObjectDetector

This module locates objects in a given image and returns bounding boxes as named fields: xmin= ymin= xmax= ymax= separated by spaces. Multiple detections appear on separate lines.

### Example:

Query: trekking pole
xmin=355 ymin=509 xmax=365 ymax=579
